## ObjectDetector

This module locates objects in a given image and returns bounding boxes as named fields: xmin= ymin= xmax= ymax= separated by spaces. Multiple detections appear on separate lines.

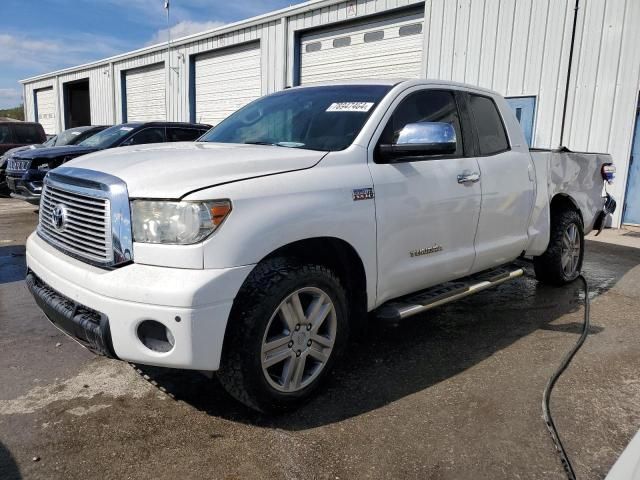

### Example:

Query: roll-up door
xmin=193 ymin=42 xmax=262 ymax=125
xmin=299 ymin=11 xmax=424 ymax=85
xmin=35 ymin=87 xmax=56 ymax=134
xmin=125 ymin=64 xmax=166 ymax=122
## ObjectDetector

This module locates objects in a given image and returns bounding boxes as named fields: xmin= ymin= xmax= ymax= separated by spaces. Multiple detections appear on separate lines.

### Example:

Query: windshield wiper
xmin=244 ymin=141 xmax=280 ymax=146
xmin=244 ymin=141 xmax=306 ymax=148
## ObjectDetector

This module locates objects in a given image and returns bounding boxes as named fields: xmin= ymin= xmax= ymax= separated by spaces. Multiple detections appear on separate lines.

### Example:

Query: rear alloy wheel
xmin=534 ymin=208 xmax=584 ymax=285
xmin=560 ymin=223 xmax=581 ymax=277
xmin=218 ymin=259 xmax=348 ymax=412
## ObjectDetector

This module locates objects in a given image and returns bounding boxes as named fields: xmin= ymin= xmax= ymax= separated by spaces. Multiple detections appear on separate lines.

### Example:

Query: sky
xmin=0 ymin=0 xmax=305 ymax=109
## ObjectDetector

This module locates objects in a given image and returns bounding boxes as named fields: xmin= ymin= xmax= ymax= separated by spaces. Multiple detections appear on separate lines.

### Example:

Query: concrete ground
xmin=1 ymin=197 xmax=639 ymax=480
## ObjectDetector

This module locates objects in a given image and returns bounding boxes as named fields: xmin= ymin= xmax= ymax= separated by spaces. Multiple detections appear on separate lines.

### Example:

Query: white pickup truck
xmin=25 ymin=79 xmax=616 ymax=412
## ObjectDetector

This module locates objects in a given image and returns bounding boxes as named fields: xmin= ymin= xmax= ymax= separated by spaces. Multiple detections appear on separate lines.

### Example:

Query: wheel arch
xmin=252 ymin=236 xmax=369 ymax=330
xmin=550 ymin=193 xmax=584 ymax=226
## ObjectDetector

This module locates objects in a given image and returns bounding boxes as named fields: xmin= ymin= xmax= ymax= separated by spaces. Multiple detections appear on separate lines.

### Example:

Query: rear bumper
xmin=26 ymin=233 xmax=255 ymax=370
xmin=593 ymin=194 xmax=617 ymax=234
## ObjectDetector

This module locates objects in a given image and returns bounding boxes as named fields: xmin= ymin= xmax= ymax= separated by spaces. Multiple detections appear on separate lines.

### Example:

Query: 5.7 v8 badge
xmin=352 ymin=187 xmax=375 ymax=201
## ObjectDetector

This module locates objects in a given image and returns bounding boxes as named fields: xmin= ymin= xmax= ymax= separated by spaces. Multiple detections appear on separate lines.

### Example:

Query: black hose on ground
xmin=542 ymin=274 xmax=590 ymax=480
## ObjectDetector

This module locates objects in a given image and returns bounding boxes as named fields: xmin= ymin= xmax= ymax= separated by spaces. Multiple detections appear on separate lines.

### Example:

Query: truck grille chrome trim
xmin=37 ymin=167 xmax=133 ymax=268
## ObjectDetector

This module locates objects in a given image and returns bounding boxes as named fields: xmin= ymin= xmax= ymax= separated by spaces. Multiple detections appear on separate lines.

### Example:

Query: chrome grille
xmin=6 ymin=158 xmax=30 ymax=172
xmin=39 ymin=183 xmax=114 ymax=264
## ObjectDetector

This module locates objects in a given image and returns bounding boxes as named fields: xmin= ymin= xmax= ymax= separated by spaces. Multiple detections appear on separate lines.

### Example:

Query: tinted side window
xmin=468 ymin=95 xmax=509 ymax=155
xmin=12 ymin=124 xmax=44 ymax=144
xmin=126 ymin=127 xmax=165 ymax=146
xmin=167 ymin=128 xmax=203 ymax=142
xmin=0 ymin=125 xmax=12 ymax=144
xmin=379 ymin=89 xmax=463 ymax=156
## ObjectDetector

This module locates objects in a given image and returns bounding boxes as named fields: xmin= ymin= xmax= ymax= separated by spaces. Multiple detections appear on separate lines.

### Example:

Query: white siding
xmin=563 ymin=0 xmax=640 ymax=227
xmin=422 ymin=0 xmax=575 ymax=149
xmin=34 ymin=88 xmax=56 ymax=134
xmin=124 ymin=64 xmax=167 ymax=122
xmin=24 ymin=79 xmax=59 ymax=132
xmin=299 ymin=11 xmax=424 ymax=84
xmin=194 ymin=42 xmax=262 ymax=125
xmin=114 ymin=50 xmax=168 ymax=123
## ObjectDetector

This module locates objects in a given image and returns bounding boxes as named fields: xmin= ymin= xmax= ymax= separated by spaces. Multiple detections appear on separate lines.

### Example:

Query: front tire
xmin=534 ymin=209 xmax=584 ymax=285
xmin=218 ymin=258 xmax=349 ymax=412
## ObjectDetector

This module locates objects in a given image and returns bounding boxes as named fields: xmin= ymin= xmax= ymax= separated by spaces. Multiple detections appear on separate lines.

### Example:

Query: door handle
xmin=457 ymin=172 xmax=481 ymax=184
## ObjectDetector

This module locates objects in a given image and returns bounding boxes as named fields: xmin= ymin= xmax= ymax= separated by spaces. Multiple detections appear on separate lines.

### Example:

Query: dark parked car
xmin=1 ymin=125 xmax=109 ymax=197
xmin=0 ymin=121 xmax=48 ymax=196
xmin=6 ymin=121 xmax=211 ymax=203
xmin=0 ymin=121 xmax=46 ymax=155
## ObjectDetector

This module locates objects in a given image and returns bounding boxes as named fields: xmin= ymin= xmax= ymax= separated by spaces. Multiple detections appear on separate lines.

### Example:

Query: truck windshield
xmin=200 ymin=85 xmax=393 ymax=151
xmin=79 ymin=124 xmax=137 ymax=149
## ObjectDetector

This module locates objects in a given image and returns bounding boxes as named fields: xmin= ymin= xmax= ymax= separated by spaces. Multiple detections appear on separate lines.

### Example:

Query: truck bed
xmin=526 ymin=148 xmax=610 ymax=256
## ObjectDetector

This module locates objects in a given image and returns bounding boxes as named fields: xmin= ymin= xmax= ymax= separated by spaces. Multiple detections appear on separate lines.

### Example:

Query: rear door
xmin=166 ymin=127 xmax=205 ymax=142
xmin=465 ymin=93 xmax=535 ymax=271
xmin=121 ymin=127 xmax=166 ymax=146
xmin=368 ymin=87 xmax=481 ymax=304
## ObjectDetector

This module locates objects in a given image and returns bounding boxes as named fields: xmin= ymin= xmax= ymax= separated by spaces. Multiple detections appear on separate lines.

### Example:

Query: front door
xmin=623 ymin=103 xmax=640 ymax=225
xmin=368 ymin=88 xmax=482 ymax=305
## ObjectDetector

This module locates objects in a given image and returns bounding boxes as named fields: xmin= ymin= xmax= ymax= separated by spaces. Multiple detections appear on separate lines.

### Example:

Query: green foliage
xmin=0 ymin=105 xmax=25 ymax=121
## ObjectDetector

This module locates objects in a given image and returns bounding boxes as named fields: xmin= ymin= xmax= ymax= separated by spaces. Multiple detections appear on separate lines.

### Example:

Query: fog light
xmin=137 ymin=320 xmax=175 ymax=353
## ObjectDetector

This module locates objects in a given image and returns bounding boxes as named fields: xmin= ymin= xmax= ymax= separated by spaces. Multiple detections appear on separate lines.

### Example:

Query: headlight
xmin=131 ymin=200 xmax=232 ymax=244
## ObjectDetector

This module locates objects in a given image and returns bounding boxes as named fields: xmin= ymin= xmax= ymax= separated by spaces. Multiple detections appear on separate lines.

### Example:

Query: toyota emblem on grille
xmin=51 ymin=204 xmax=68 ymax=231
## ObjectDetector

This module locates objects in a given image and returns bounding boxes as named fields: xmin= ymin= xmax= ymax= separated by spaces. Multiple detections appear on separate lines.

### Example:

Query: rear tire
xmin=533 ymin=208 xmax=584 ymax=285
xmin=218 ymin=258 xmax=349 ymax=413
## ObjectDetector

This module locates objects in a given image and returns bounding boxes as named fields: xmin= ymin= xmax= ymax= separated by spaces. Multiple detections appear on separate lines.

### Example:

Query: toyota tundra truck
xmin=25 ymin=80 xmax=616 ymax=412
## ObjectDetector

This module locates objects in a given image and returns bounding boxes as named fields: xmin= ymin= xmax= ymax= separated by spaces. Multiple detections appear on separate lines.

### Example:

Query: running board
xmin=375 ymin=266 xmax=525 ymax=323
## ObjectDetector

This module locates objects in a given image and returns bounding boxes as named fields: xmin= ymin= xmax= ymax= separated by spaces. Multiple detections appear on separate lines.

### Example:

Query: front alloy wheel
xmin=261 ymin=287 xmax=336 ymax=393
xmin=218 ymin=259 xmax=349 ymax=412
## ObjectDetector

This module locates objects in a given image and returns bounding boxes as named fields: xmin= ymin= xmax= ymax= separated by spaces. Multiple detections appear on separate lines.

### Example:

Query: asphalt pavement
xmin=1 ymin=197 xmax=639 ymax=480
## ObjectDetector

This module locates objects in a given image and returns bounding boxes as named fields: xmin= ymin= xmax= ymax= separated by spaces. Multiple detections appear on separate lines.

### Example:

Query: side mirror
xmin=378 ymin=122 xmax=457 ymax=162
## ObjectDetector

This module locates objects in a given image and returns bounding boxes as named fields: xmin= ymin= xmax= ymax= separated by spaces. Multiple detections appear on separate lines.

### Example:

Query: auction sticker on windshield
xmin=326 ymin=102 xmax=374 ymax=112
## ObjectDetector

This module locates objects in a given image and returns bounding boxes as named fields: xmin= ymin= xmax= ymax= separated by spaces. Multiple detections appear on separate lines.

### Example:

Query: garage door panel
xmin=194 ymin=43 xmax=262 ymax=126
xmin=300 ymin=11 xmax=424 ymax=85
xmin=35 ymin=88 xmax=56 ymax=134
xmin=125 ymin=64 xmax=166 ymax=122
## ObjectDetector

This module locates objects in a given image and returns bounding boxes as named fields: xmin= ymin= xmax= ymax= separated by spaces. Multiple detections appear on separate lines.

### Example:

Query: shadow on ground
xmin=0 ymin=441 xmax=21 ymax=480
xmin=0 ymin=245 xmax=26 ymax=285
xmin=134 ymin=242 xmax=640 ymax=429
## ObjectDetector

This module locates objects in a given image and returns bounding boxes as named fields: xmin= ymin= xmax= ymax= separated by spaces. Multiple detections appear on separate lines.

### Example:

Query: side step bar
xmin=376 ymin=266 xmax=525 ymax=323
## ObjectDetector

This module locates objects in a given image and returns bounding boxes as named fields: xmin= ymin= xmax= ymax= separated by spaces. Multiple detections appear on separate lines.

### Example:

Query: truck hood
xmin=64 ymin=142 xmax=327 ymax=198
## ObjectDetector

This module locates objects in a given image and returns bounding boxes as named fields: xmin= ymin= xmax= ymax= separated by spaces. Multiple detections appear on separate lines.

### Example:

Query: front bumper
xmin=6 ymin=172 xmax=42 ymax=204
xmin=26 ymin=271 xmax=116 ymax=357
xmin=26 ymin=233 xmax=255 ymax=370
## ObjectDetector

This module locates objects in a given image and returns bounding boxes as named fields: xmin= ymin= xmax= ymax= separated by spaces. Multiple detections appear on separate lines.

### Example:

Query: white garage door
xmin=194 ymin=42 xmax=262 ymax=125
xmin=300 ymin=11 xmax=424 ymax=85
xmin=125 ymin=64 xmax=166 ymax=122
xmin=35 ymin=88 xmax=56 ymax=134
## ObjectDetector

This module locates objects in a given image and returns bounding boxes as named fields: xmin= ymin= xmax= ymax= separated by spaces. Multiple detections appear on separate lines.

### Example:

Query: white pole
xmin=165 ymin=0 xmax=170 ymax=121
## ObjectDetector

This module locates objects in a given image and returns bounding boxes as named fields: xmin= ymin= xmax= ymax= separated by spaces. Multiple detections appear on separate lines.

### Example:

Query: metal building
xmin=20 ymin=0 xmax=640 ymax=227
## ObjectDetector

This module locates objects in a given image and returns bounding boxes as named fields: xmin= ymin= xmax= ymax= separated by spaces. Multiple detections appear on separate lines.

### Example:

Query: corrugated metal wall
xmin=422 ymin=0 xmax=575 ymax=149
xmin=563 ymin=0 xmax=640 ymax=226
